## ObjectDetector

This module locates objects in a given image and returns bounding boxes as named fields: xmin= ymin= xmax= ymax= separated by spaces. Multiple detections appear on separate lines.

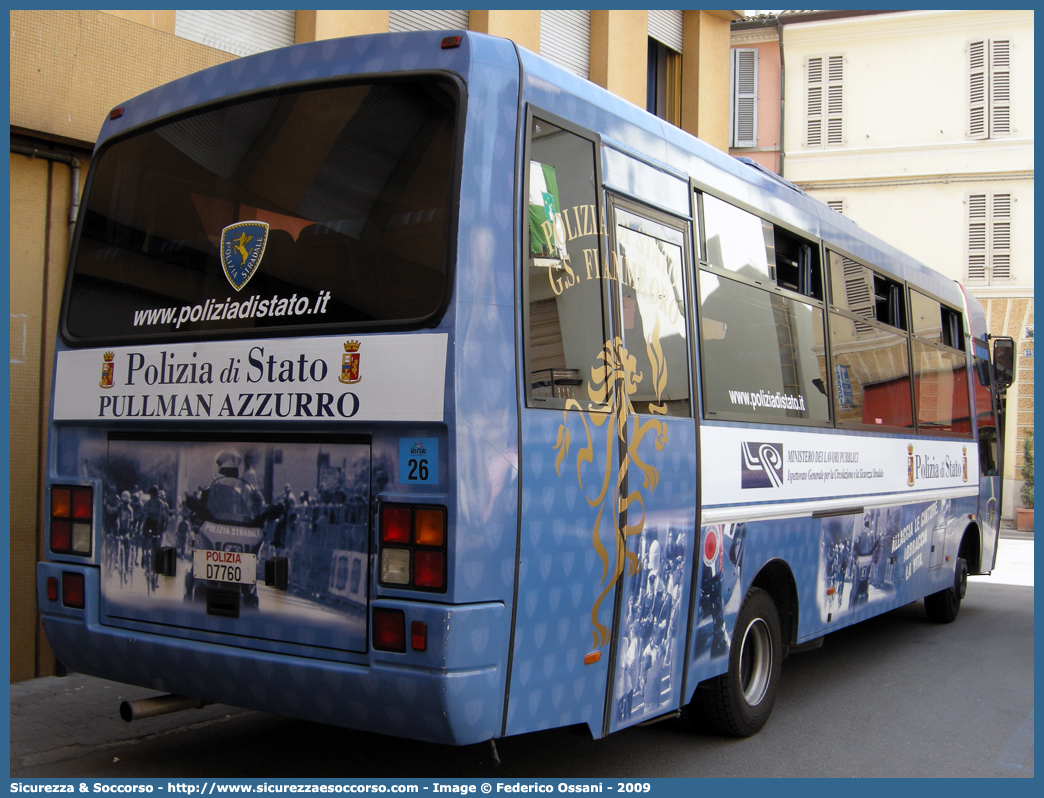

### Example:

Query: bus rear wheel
xmin=693 ymin=586 xmax=782 ymax=737
xmin=925 ymin=556 xmax=966 ymax=624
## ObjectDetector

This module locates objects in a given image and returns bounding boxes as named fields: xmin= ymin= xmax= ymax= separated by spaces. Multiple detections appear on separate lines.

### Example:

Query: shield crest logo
xmin=100 ymin=351 xmax=115 ymax=389
xmin=220 ymin=221 xmax=269 ymax=291
xmin=339 ymin=340 xmax=361 ymax=384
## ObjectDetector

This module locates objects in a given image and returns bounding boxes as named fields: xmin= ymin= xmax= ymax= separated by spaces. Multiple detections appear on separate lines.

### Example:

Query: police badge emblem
xmin=339 ymin=340 xmax=361 ymax=384
xmin=100 ymin=351 xmax=115 ymax=389
xmin=220 ymin=221 xmax=270 ymax=291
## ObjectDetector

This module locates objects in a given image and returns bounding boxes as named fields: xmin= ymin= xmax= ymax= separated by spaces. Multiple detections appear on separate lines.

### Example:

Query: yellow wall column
xmin=99 ymin=10 xmax=176 ymax=34
xmin=681 ymin=10 xmax=735 ymax=151
xmin=295 ymin=10 xmax=389 ymax=43
xmin=590 ymin=10 xmax=648 ymax=109
xmin=469 ymin=10 xmax=541 ymax=54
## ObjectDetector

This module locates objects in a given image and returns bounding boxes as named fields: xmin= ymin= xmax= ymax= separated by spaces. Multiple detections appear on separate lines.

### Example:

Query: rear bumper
xmin=38 ymin=561 xmax=506 ymax=745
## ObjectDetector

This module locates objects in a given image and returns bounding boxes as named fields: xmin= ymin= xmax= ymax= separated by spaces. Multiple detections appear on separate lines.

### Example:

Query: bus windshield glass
xmin=65 ymin=77 xmax=459 ymax=341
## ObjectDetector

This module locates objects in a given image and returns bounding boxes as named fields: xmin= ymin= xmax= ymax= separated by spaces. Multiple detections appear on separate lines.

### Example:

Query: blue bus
xmin=38 ymin=30 xmax=1015 ymax=746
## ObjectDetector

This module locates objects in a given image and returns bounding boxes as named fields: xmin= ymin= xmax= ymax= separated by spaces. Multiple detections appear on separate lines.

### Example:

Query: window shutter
xmin=968 ymin=40 xmax=988 ymax=139
xmin=731 ymin=49 xmax=758 ymax=148
xmin=967 ymin=193 xmax=988 ymax=281
xmin=175 ymin=10 xmax=295 ymax=56
xmin=388 ymin=10 xmax=469 ymax=33
xmin=541 ymin=10 xmax=591 ymax=80
xmin=991 ymin=193 xmax=1012 ymax=280
xmin=826 ymin=55 xmax=844 ymax=146
xmin=806 ymin=57 xmax=823 ymax=147
xmin=842 ymin=257 xmax=875 ymax=334
xmin=990 ymin=40 xmax=1011 ymax=136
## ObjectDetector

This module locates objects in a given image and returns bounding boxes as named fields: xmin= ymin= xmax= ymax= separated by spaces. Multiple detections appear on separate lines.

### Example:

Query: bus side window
xmin=910 ymin=289 xmax=970 ymax=435
xmin=524 ymin=117 xmax=607 ymax=409
xmin=611 ymin=203 xmax=691 ymax=417
xmin=827 ymin=251 xmax=913 ymax=430
xmin=697 ymin=192 xmax=830 ymax=425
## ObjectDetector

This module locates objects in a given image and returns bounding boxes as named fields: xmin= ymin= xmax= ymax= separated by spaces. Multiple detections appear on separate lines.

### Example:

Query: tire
xmin=693 ymin=587 xmax=782 ymax=736
xmin=925 ymin=556 xmax=966 ymax=624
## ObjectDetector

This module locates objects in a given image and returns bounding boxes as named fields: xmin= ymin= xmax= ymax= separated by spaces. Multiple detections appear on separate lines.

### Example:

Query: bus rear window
xmin=64 ymin=78 xmax=459 ymax=341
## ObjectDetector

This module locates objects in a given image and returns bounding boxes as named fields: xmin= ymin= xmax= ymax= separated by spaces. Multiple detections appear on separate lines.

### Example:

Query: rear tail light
xmin=411 ymin=621 xmax=428 ymax=651
xmin=377 ymin=504 xmax=447 ymax=592
xmin=380 ymin=506 xmax=411 ymax=543
xmin=413 ymin=551 xmax=445 ymax=589
xmin=50 ymin=485 xmax=93 ymax=556
xmin=372 ymin=608 xmax=406 ymax=652
xmin=62 ymin=572 xmax=85 ymax=609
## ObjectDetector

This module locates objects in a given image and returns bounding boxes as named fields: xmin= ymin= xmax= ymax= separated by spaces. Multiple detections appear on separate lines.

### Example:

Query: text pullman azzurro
xmin=97 ymin=347 xmax=359 ymax=419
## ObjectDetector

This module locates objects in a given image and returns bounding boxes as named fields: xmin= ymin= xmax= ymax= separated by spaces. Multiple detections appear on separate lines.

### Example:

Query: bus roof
xmin=95 ymin=29 xmax=970 ymax=316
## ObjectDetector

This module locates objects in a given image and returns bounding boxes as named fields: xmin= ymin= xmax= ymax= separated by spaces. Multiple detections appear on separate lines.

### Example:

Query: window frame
xmin=825 ymin=247 xmax=915 ymax=434
xmin=605 ymin=193 xmax=695 ymax=419
xmin=521 ymin=106 xmax=611 ymax=413
xmin=694 ymin=186 xmax=832 ymax=429
xmin=908 ymin=286 xmax=973 ymax=438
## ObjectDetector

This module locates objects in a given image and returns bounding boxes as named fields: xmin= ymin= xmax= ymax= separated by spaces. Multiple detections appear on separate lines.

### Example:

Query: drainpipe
xmin=776 ymin=13 xmax=786 ymax=177
xmin=10 ymin=144 xmax=82 ymax=240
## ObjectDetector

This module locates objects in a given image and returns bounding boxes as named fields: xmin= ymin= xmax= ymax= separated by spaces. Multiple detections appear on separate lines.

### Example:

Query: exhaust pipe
xmin=119 ymin=693 xmax=210 ymax=722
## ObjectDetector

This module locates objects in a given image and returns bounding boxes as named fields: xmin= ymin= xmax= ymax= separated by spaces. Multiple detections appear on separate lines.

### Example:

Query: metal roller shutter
xmin=648 ymin=9 xmax=683 ymax=54
xmin=175 ymin=10 xmax=295 ymax=57
xmin=389 ymin=10 xmax=469 ymax=33
xmin=540 ymin=10 xmax=591 ymax=80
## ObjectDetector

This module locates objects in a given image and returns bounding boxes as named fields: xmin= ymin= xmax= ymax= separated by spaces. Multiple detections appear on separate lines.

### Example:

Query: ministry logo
xmin=741 ymin=442 xmax=784 ymax=489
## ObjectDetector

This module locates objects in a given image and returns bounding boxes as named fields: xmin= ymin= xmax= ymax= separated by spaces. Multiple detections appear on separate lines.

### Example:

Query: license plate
xmin=193 ymin=549 xmax=257 ymax=585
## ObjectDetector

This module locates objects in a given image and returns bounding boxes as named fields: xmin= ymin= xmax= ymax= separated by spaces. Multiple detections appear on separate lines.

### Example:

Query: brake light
xmin=50 ymin=485 xmax=93 ymax=556
xmin=62 ymin=572 xmax=85 ymax=609
xmin=414 ymin=551 xmax=444 ymax=589
xmin=372 ymin=608 xmax=406 ymax=652
xmin=377 ymin=504 xmax=447 ymax=592
xmin=381 ymin=506 xmax=411 ymax=543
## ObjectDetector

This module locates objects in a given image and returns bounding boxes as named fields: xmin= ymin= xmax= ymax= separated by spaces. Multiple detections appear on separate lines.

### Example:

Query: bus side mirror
xmin=992 ymin=336 xmax=1015 ymax=391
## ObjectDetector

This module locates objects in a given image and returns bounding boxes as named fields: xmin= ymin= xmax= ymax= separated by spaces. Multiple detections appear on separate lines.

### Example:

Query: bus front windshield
xmin=65 ymin=78 xmax=459 ymax=341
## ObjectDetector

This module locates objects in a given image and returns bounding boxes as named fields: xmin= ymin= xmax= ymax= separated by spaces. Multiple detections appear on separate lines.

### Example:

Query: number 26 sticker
xmin=399 ymin=438 xmax=438 ymax=485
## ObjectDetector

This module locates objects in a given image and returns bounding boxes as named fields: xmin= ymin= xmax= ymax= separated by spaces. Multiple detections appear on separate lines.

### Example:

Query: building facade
xmin=731 ymin=9 xmax=1034 ymax=522
xmin=9 ymin=8 xmax=741 ymax=682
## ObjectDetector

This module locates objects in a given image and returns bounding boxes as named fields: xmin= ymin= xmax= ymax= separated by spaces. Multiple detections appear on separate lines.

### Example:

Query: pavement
xmin=9 ymin=525 xmax=1033 ymax=775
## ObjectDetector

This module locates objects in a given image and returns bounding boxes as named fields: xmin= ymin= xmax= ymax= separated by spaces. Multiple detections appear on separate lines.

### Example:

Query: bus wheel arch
xmin=958 ymin=522 xmax=982 ymax=575
xmin=924 ymin=522 xmax=979 ymax=623
xmin=749 ymin=558 xmax=799 ymax=656
xmin=692 ymin=585 xmax=783 ymax=736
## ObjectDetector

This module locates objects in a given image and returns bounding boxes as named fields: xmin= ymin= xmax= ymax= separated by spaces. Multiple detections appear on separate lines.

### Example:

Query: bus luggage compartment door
xmin=95 ymin=435 xmax=371 ymax=655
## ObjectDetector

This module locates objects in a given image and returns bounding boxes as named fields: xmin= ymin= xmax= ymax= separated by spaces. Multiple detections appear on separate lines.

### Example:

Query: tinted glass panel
xmin=830 ymin=313 xmax=912 ymax=428
xmin=702 ymin=194 xmax=773 ymax=282
xmin=66 ymin=79 xmax=458 ymax=340
xmin=913 ymin=341 xmax=971 ymax=434
xmin=699 ymin=271 xmax=830 ymax=423
xmin=525 ymin=118 xmax=607 ymax=408
xmin=614 ymin=207 xmax=690 ymax=416
xmin=910 ymin=290 xmax=944 ymax=343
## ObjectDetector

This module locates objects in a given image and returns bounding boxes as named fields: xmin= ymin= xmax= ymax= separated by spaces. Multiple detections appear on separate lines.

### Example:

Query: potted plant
xmin=1016 ymin=429 xmax=1033 ymax=531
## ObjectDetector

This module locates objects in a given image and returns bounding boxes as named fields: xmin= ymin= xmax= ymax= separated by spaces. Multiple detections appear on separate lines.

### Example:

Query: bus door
xmin=974 ymin=335 xmax=1013 ymax=571
xmin=603 ymin=199 xmax=697 ymax=735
